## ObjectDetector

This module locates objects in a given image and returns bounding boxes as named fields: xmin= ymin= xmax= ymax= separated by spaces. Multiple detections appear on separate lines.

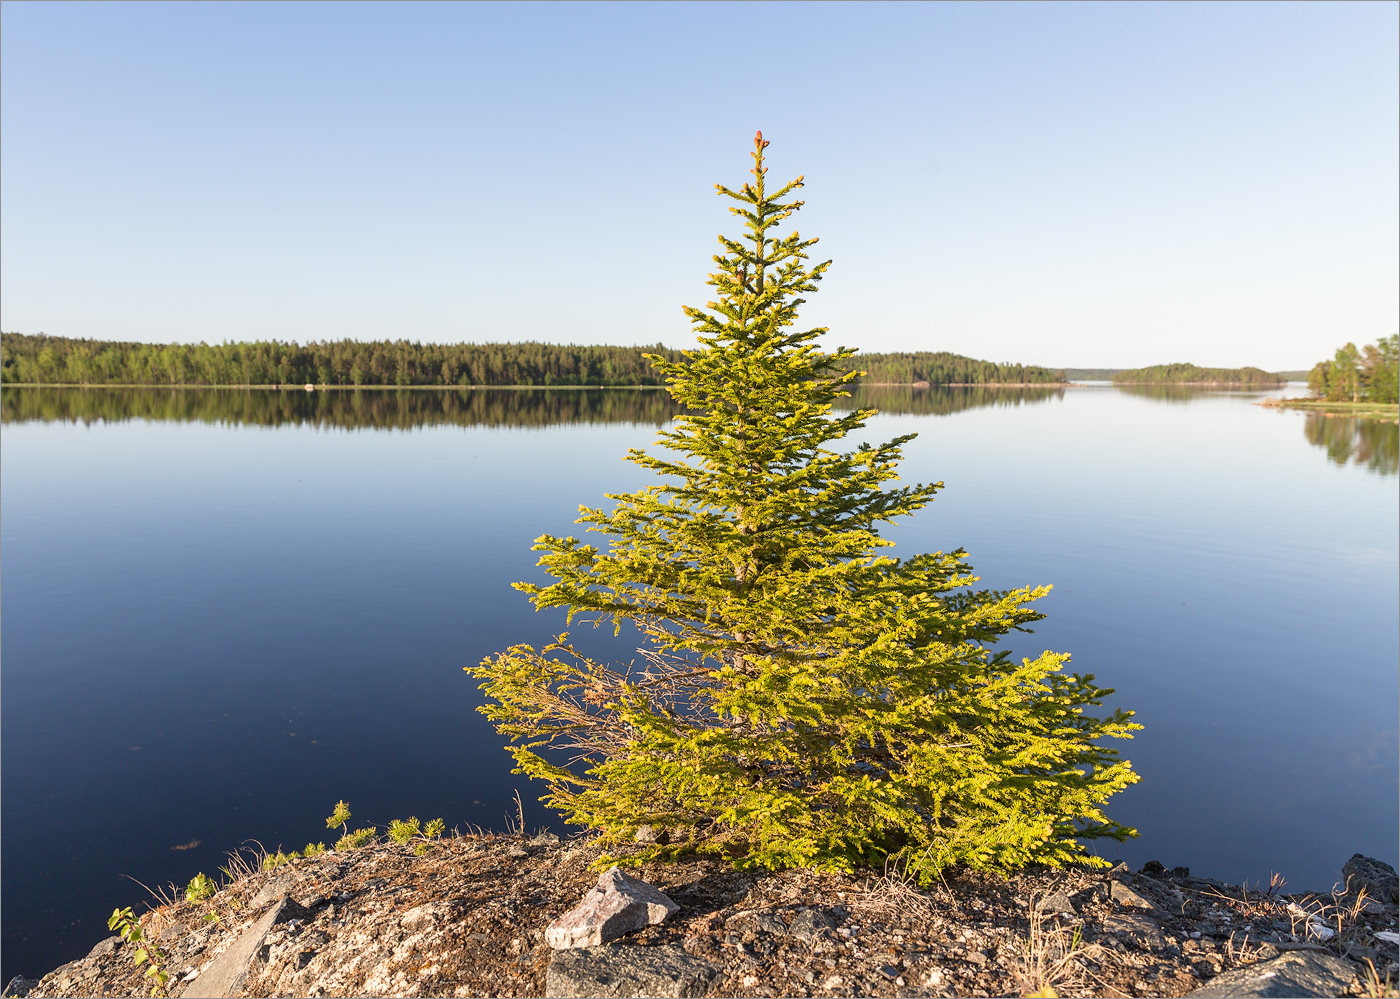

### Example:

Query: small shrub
xmin=184 ymin=873 xmax=216 ymax=903
xmin=326 ymin=800 xmax=352 ymax=835
xmin=336 ymin=827 xmax=376 ymax=851
xmin=301 ymin=841 xmax=327 ymax=857
xmin=261 ymin=849 xmax=296 ymax=871
xmin=388 ymin=817 xmax=422 ymax=844
xmin=108 ymin=906 xmax=170 ymax=997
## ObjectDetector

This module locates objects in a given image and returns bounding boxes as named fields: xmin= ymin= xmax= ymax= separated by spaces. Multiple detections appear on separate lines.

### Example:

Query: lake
xmin=2 ymin=383 xmax=1396 ymax=981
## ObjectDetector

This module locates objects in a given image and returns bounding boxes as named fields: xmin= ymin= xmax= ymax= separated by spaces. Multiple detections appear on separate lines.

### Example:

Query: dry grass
xmin=1360 ymin=958 xmax=1400 ymax=999
xmin=220 ymin=839 xmax=272 ymax=883
xmin=1010 ymin=894 xmax=1102 ymax=999
xmin=849 ymin=849 xmax=940 ymax=916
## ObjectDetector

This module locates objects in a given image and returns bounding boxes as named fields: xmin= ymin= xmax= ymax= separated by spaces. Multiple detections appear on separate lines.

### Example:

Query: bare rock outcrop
xmin=8 ymin=842 xmax=1395 ymax=998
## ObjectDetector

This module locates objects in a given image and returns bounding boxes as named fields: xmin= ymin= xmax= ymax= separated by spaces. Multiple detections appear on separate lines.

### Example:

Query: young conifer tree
xmin=470 ymin=132 xmax=1140 ymax=879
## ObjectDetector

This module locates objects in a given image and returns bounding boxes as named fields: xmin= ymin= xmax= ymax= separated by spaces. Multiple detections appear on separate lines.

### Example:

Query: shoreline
xmin=7 ymin=835 xmax=1395 ymax=998
xmin=1258 ymin=397 xmax=1400 ymax=419
xmin=1108 ymin=381 xmax=1286 ymax=388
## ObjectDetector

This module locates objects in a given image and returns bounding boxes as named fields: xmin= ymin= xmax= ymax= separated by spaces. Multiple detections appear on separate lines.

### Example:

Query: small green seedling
xmin=108 ymin=906 xmax=170 ymax=997
xmin=336 ymin=827 xmax=376 ymax=850
xmin=326 ymin=800 xmax=352 ymax=837
xmin=262 ymin=849 xmax=296 ymax=871
xmin=184 ymin=873 xmax=216 ymax=903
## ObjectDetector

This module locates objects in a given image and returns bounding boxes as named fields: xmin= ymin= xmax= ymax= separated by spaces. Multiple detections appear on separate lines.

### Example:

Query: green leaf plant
xmin=107 ymin=906 xmax=170 ymax=997
xmin=468 ymin=132 xmax=1141 ymax=883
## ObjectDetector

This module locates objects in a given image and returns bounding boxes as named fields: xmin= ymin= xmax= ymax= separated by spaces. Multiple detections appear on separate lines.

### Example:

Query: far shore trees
xmin=1308 ymin=336 xmax=1399 ymax=404
xmin=1110 ymin=363 xmax=1283 ymax=386
xmin=0 ymin=332 xmax=1062 ymax=388
xmin=469 ymin=133 xmax=1140 ymax=882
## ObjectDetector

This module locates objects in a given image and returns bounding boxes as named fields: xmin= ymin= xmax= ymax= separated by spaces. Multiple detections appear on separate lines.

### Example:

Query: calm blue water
xmin=2 ymin=385 xmax=1396 ymax=980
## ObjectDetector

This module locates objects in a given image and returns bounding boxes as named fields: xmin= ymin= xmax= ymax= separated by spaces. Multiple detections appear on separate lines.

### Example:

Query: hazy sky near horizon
xmin=2 ymin=1 xmax=1395 ymax=369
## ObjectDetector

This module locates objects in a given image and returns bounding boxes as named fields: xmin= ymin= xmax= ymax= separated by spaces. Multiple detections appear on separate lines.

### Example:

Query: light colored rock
xmin=84 ymin=937 xmax=121 ymax=961
xmin=1185 ymin=950 xmax=1356 ymax=998
xmin=544 ymin=945 xmax=717 ymax=998
xmin=182 ymin=897 xmax=294 ymax=999
xmin=1102 ymin=913 xmax=1168 ymax=951
xmin=400 ymin=903 xmax=451 ymax=931
xmin=1109 ymin=880 xmax=1156 ymax=910
xmin=544 ymin=866 xmax=679 ymax=950
xmin=1037 ymin=891 xmax=1078 ymax=914
xmin=250 ymin=872 xmax=298 ymax=910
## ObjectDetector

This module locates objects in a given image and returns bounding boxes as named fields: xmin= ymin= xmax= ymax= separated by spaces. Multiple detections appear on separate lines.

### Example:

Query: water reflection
xmin=1112 ymin=383 xmax=1223 ymax=403
xmin=842 ymin=384 xmax=1063 ymax=415
xmin=1303 ymin=413 xmax=1398 ymax=475
xmin=0 ymin=386 xmax=685 ymax=429
xmin=1 ymin=384 xmax=1062 ymax=428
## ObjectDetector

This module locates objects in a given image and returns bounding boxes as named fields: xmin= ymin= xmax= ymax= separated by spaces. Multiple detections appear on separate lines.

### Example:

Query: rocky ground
xmin=5 ymin=833 xmax=1397 ymax=998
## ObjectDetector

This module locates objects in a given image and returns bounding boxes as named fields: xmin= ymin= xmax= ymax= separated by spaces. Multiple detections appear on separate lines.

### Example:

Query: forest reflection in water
xmin=0 ymin=383 xmax=1064 ymax=429
xmin=1304 ymin=412 xmax=1398 ymax=475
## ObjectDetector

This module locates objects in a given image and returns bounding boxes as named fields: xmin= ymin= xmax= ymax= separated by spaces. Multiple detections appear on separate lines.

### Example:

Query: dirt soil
xmin=11 ymin=833 xmax=1398 ymax=998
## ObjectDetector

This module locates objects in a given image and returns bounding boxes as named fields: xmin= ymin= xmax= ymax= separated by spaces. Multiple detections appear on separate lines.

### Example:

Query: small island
xmin=1110 ymin=363 xmax=1285 ymax=387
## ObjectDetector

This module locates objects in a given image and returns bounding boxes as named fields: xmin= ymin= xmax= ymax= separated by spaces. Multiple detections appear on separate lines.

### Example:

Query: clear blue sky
xmin=2 ymin=1 xmax=1395 ymax=369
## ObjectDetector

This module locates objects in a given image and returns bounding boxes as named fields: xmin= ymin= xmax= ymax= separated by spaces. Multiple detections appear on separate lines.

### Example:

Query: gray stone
xmin=545 ymin=866 xmax=680 ymax=950
xmin=545 ymin=945 xmax=718 ymax=998
xmin=788 ymin=907 xmax=838 ymax=944
xmin=2 ymin=976 xmax=39 ymax=998
xmin=1102 ymin=914 xmax=1168 ymax=951
xmin=182 ymin=896 xmax=296 ymax=999
xmin=1109 ymin=880 xmax=1157 ymax=910
xmin=85 ymin=935 xmax=122 ymax=960
xmin=724 ymin=908 xmax=786 ymax=938
xmin=1037 ymin=891 xmax=1078 ymax=914
xmin=1184 ymin=950 xmax=1356 ymax=998
xmin=1343 ymin=854 xmax=1399 ymax=903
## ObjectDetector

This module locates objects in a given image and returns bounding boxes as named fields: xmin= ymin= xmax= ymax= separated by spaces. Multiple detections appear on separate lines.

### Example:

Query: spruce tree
xmin=469 ymin=132 xmax=1140 ymax=879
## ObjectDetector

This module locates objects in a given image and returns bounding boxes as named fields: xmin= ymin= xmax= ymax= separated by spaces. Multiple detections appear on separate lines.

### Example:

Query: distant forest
xmin=0 ymin=333 xmax=1064 ymax=387
xmin=1111 ymin=363 xmax=1284 ymax=386
xmin=1067 ymin=367 xmax=1307 ymax=382
xmin=1063 ymin=368 xmax=1124 ymax=381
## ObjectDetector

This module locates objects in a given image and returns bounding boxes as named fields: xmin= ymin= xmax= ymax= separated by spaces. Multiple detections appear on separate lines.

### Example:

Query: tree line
xmin=1307 ymin=335 xmax=1398 ymax=404
xmin=1 ymin=333 xmax=1064 ymax=387
xmin=1111 ymin=362 xmax=1283 ymax=386
xmin=844 ymin=350 xmax=1064 ymax=384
